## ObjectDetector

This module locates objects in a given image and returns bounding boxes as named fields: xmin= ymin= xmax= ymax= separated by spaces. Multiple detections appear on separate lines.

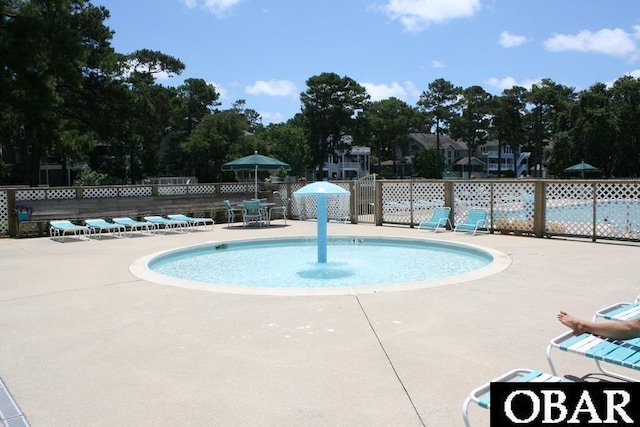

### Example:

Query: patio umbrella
xmin=222 ymin=151 xmax=291 ymax=199
xmin=564 ymin=161 xmax=599 ymax=179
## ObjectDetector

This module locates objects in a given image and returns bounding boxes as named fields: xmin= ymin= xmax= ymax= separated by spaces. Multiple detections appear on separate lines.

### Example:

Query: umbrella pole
xmin=255 ymin=165 xmax=258 ymax=200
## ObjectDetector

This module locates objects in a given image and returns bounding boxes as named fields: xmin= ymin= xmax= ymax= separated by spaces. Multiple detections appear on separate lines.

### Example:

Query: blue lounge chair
xmin=417 ymin=207 xmax=451 ymax=232
xmin=454 ymin=208 xmax=488 ymax=235
xmin=113 ymin=217 xmax=156 ymax=236
xmin=167 ymin=214 xmax=214 ymax=230
xmin=144 ymin=216 xmax=189 ymax=233
xmin=84 ymin=218 xmax=126 ymax=239
xmin=594 ymin=300 xmax=640 ymax=322
xmin=546 ymin=330 xmax=640 ymax=382
xmin=49 ymin=220 xmax=90 ymax=242
xmin=463 ymin=368 xmax=571 ymax=427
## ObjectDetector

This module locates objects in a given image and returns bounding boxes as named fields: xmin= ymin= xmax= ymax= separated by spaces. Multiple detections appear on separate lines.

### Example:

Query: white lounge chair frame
xmin=463 ymin=368 xmax=570 ymax=427
xmin=49 ymin=220 xmax=90 ymax=242
xmin=84 ymin=218 xmax=126 ymax=239
xmin=113 ymin=217 xmax=156 ymax=236
xmin=546 ymin=330 xmax=640 ymax=382
xmin=417 ymin=207 xmax=451 ymax=232
xmin=167 ymin=214 xmax=214 ymax=231
xmin=594 ymin=300 xmax=640 ymax=322
xmin=144 ymin=216 xmax=189 ymax=233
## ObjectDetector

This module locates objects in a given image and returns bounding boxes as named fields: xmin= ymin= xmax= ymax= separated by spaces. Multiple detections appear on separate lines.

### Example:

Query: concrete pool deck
xmin=0 ymin=221 xmax=637 ymax=426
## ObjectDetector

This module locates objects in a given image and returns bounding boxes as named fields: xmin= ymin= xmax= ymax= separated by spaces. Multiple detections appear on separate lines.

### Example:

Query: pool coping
xmin=129 ymin=234 xmax=512 ymax=296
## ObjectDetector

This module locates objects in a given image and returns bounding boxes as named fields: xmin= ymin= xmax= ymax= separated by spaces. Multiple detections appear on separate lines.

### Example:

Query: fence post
xmin=533 ymin=180 xmax=546 ymax=238
xmin=409 ymin=181 xmax=414 ymax=228
xmin=375 ymin=180 xmax=383 ymax=226
xmin=444 ymin=181 xmax=454 ymax=229
xmin=349 ymin=181 xmax=356 ymax=224
xmin=7 ymin=189 xmax=17 ymax=237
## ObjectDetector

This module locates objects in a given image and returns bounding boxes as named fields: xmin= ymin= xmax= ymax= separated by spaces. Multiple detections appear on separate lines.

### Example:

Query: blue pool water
xmin=496 ymin=200 xmax=640 ymax=227
xmin=147 ymin=236 xmax=494 ymax=289
xmin=546 ymin=201 xmax=640 ymax=226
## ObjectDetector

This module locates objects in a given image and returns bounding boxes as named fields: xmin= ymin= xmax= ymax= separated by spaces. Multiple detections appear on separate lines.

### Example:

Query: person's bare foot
xmin=557 ymin=311 xmax=586 ymax=335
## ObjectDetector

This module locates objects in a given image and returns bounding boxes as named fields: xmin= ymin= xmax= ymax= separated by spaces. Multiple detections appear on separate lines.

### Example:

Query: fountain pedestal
xmin=293 ymin=182 xmax=350 ymax=264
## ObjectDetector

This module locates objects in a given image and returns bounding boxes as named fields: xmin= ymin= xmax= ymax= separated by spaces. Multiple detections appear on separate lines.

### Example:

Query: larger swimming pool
xmin=131 ymin=236 xmax=511 ymax=295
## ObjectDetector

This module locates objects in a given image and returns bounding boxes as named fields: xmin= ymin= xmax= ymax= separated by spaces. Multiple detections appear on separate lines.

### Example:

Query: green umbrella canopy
xmin=564 ymin=161 xmax=599 ymax=179
xmin=222 ymin=152 xmax=291 ymax=171
xmin=563 ymin=161 xmax=598 ymax=173
xmin=222 ymin=151 xmax=291 ymax=199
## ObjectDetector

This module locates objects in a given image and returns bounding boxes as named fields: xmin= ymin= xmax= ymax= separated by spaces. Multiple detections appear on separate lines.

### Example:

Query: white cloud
xmin=544 ymin=28 xmax=637 ymax=58
xmin=499 ymin=31 xmax=527 ymax=48
xmin=626 ymin=69 xmax=640 ymax=78
xmin=259 ymin=111 xmax=284 ymax=124
xmin=180 ymin=0 xmax=243 ymax=17
xmin=606 ymin=69 xmax=640 ymax=87
xmin=381 ymin=0 xmax=482 ymax=32
xmin=362 ymin=81 xmax=407 ymax=101
xmin=360 ymin=80 xmax=422 ymax=102
xmin=245 ymin=80 xmax=298 ymax=97
xmin=486 ymin=76 xmax=542 ymax=91
xmin=431 ymin=60 xmax=445 ymax=68
xmin=209 ymin=81 xmax=228 ymax=99
xmin=404 ymin=81 xmax=421 ymax=100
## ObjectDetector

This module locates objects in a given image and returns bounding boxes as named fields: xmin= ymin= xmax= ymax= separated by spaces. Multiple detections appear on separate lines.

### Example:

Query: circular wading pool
xmin=130 ymin=236 xmax=511 ymax=296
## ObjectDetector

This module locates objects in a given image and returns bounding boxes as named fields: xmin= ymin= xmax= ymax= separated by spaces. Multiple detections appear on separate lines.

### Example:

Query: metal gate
xmin=355 ymin=174 xmax=376 ymax=224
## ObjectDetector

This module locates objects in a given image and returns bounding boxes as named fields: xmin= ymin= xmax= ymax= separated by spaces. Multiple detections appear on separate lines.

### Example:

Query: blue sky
xmin=96 ymin=0 xmax=640 ymax=124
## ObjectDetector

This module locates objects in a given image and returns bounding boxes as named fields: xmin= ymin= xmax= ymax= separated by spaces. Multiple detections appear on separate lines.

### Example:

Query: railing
xmin=2 ymin=179 xmax=639 ymax=242
xmin=376 ymin=179 xmax=640 ymax=242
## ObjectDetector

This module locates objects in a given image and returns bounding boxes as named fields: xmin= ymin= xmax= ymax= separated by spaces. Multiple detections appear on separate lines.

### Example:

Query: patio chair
xmin=594 ymin=300 xmax=640 ymax=322
xmin=242 ymin=200 xmax=266 ymax=227
xmin=167 ymin=214 xmax=214 ymax=231
xmin=454 ymin=208 xmax=489 ymax=235
xmin=546 ymin=329 xmax=640 ymax=382
xmin=144 ymin=216 xmax=189 ymax=233
xmin=84 ymin=218 xmax=126 ymax=239
xmin=417 ymin=207 xmax=451 ymax=232
xmin=113 ymin=217 xmax=156 ymax=236
xmin=224 ymin=200 xmax=242 ymax=227
xmin=463 ymin=368 xmax=571 ymax=427
xmin=269 ymin=191 xmax=289 ymax=225
xmin=49 ymin=220 xmax=90 ymax=242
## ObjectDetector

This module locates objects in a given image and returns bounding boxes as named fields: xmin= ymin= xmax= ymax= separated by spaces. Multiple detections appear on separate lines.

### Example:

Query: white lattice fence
xmin=119 ymin=187 xmax=152 ymax=197
xmin=0 ymin=191 xmax=8 ymax=235
xmin=15 ymin=189 xmax=47 ymax=201
xmin=411 ymin=182 xmax=446 ymax=224
xmin=593 ymin=182 xmax=640 ymax=239
xmin=220 ymin=183 xmax=256 ymax=195
xmin=452 ymin=182 xmax=491 ymax=225
xmin=82 ymin=187 xmax=119 ymax=198
xmin=381 ymin=182 xmax=412 ymax=224
xmin=187 ymin=185 xmax=217 ymax=195
xmin=545 ymin=182 xmax=595 ymax=236
xmin=291 ymin=182 xmax=350 ymax=222
xmin=491 ymin=182 xmax=535 ymax=232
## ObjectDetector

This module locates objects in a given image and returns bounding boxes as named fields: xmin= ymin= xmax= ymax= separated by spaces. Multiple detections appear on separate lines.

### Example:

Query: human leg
xmin=558 ymin=311 xmax=640 ymax=340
